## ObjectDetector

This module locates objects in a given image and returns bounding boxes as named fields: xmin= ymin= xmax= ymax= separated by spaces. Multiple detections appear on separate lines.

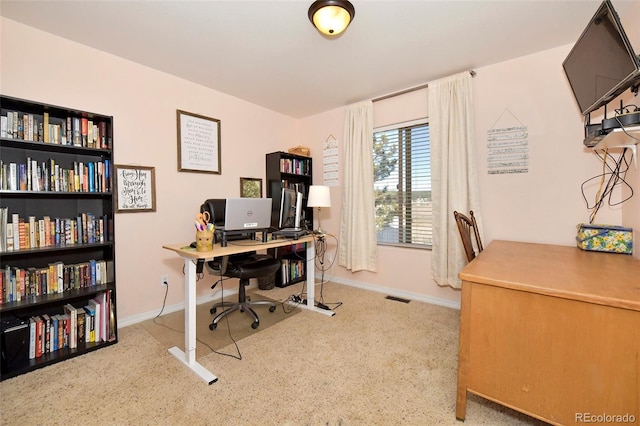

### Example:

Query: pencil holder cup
xmin=195 ymin=230 xmax=214 ymax=252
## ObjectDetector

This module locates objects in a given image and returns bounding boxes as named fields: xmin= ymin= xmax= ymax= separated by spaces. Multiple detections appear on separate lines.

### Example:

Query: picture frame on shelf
xmin=240 ymin=177 xmax=262 ymax=198
xmin=176 ymin=109 xmax=221 ymax=174
xmin=114 ymin=165 xmax=156 ymax=213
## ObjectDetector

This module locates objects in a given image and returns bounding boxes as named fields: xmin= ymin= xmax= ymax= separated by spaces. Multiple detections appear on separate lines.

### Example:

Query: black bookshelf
xmin=265 ymin=151 xmax=313 ymax=287
xmin=0 ymin=95 xmax=117 ymax=381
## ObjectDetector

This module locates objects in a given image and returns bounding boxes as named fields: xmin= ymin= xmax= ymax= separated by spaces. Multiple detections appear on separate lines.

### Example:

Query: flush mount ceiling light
xmin=308 ymin=0 xmax=355 ymax=36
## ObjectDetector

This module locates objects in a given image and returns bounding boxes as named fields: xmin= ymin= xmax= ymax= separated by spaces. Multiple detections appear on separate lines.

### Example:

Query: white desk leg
xmin=288 ymin=239 xmax=334 ymax=316
xmin=167 ymin=258 xmax=218 ymax=385
xmin=306 ymin=243 xmax=315 ymax=308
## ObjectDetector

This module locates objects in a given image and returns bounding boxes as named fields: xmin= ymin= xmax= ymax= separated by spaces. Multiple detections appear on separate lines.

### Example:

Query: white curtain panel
xmin=338 ymin=100 xmax=378 ymax=272
xmin=429 ymin=72 xmax=481 ymax=288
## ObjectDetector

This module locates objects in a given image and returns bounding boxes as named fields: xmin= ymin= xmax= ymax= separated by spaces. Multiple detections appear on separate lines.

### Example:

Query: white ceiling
xmin=1 ymin=0 xmax=634 ymax=119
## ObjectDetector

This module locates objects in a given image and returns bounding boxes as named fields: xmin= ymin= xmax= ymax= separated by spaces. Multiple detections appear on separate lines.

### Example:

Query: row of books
xmin=280 ymin=158 xmax=310 ymax=176
xmin=27 ymin=291 xmax=114 ymax=359
xmin=0 ymin=158 xmax=111 ymax=193
xmin=275 ymin=242 xmax=306 ymax=256
xmin=0 ymin=259 xmax=114 ymax=304
xmin=280 ymin=258 xmax=306 ymax=285
xmin=1 ymin=111 xmax=111 ymax=149
xmin=0 ymin=210 xmax=112 ymax=252
xmin=282 ymin=180 xmax=308 ymax=198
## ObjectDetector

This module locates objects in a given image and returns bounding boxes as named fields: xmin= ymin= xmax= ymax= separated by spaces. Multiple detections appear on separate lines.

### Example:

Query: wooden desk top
xmin=459 ymin=240 xmax=640 ymax=311
xmin=163 ymin=234 xmax=315 ymax=261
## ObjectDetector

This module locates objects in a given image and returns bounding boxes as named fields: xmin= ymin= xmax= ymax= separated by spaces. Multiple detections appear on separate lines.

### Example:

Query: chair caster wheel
xmin=209 ymin=322 xmax=217 ymax=330
xmin=251 ymin=321 xmax=259 ymax=329
xmin=210 ymin=307 xmax=217 ymax=314
xmin=269 ymin=305 xmax=276 ymax=313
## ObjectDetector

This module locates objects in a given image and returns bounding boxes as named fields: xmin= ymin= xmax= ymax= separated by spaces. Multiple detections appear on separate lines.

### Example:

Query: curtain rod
xmin=372 ymin=70 xmax=476 ymax=103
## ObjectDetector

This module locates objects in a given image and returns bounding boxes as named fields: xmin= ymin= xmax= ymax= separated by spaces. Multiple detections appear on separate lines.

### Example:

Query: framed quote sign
xmin=177 ymin=109 xmax=221 ymax=174
xmin=114 ymin=165 xmax=157 ymax=213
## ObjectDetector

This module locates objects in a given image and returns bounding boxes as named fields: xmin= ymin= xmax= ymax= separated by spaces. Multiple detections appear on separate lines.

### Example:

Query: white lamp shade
xmin=307 ymin=185 xmax=331 ymax=208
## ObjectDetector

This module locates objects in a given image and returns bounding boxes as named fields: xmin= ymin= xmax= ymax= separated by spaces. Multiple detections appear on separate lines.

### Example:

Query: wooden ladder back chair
xmin=454 ymin=210 xmax=484 ymax=262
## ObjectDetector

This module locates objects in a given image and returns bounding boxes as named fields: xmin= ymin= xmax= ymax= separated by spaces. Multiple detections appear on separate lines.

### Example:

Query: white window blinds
xmin=373 ymin=120 xmax=432 ymax=248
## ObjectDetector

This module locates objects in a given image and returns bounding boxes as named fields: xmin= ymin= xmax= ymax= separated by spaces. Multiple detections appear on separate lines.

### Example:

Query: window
xmin=373 ymin=119 xmax=432 ymax=248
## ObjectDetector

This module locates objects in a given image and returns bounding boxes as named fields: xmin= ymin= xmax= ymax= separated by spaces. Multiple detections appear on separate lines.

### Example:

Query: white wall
xmin=474 ymin=45 xmax=621 ymax=245
xmin=620 ymin=0 xmax=640 ymax=260
xmin=1 ymin=18 xmax=301 ymax=321
xmin=300 ymin=27 xmax=639 ymax=304
xmin=2 ymin=1 xmax=638 ymax=322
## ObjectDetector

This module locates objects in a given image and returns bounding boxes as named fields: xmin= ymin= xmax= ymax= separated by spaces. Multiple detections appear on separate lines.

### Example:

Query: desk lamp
xmin=307 ymin=185 xmax=331 ymax=234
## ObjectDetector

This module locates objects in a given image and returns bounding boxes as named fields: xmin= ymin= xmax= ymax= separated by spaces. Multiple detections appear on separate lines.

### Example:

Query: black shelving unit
xmin=265 ymin=151 xmax=313 ymax=288
xmin=0 ymin=95 xmax=117 ymax=381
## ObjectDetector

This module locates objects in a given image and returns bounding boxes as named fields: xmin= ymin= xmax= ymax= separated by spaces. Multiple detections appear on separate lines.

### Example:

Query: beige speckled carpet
xmin=139 ymin=290 xmax=301 ymax=360
xmin=0 ymin=282 xmax=547 ymax=425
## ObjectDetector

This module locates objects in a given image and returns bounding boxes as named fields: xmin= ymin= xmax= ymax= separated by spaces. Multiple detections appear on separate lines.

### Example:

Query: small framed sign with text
xmin=114 ymin=165 xmax=157 ymax=213
xmin=177 ymin=109 xmax=221 ymax=174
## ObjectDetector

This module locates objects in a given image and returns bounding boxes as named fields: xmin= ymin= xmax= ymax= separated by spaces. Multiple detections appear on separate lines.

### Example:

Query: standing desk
xmin=163 ymin=234 xmax=334 ymax=384
xmin=456 ymin=240 xmax=640 ymax=425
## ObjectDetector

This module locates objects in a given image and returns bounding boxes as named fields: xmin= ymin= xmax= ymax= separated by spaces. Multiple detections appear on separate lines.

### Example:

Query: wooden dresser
xmin=456 ymin=240 xmax=640 ymax=425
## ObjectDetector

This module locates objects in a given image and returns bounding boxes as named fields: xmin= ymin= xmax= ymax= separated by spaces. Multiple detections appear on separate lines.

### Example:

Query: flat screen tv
xmin=279 ymin=187 xmax=302 ymax=230
xmin=562 ymin=0 xmax=640 ymax=116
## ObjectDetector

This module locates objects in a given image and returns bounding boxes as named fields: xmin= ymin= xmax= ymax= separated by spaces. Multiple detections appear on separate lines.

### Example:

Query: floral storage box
xmin=576 ymin=223 xmax=633 ymax=254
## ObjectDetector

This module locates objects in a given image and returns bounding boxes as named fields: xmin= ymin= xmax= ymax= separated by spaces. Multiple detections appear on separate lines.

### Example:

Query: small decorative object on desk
xmin=576 ymin=223 xmax=633 ymax=254
xmin=195 ymin=211 xmax=214 ymax=252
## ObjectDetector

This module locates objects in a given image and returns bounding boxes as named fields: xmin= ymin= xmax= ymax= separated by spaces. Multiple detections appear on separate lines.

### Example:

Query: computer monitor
xmin=278 ymin=188 xmax=302 ymax=230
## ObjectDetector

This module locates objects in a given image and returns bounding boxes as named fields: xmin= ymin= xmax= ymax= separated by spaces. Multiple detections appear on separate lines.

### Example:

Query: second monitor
xmin=274 ymin=187 xmax=307 ymax=239
xmin=279 ymin=187 xmax=303 ymax=231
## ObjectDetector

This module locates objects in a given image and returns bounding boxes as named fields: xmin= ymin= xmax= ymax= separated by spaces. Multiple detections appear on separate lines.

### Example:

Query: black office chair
xmin=453 ymin=210 xmax=484 ymax=263
xmin=201 ymin=199 xmax=281 ymax=330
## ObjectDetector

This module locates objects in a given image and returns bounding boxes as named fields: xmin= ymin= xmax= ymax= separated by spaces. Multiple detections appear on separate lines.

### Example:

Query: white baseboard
xmin=119 ymin=277 xmax=460 ymax=328
xmin=118 ymin=286 xmax=243 ymax=328
xmin=323 ymin=276 xmax=461 ymax=310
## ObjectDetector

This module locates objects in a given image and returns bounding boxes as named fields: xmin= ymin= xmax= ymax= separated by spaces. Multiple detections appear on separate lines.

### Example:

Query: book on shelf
xmin=54 ymin=314 xmax=63 ymax=350
xmin=107 ymin=289 xmax=116 ymax=341
xmin=8 ymin=163 xmax=17 ymax=191
xmin=81 ymin=118 xmax=88 ymax=147
xmin=38 ymin=219 xmax=45 ymax=248
xmin=63 ymin=304 xmax=77 ymax=349
xmin=42 ymin=314 xmax=51 ymax=354
xmin=51 ymin=315 xmax=58 ymax=352
xmin=77 ymin=307 xmax=86 ymax=345
xmin=11 ymin=213 xmax=19 ymax=251
xmin=28 ymin=216 xmax=36 ymax=248
xmin=23 ymin=221 xmax=30 ymax=249
xmin=43 ymin=112 xmax=50 ymax=143
xmin=72 ymin=117 xmax=80 ymax=146
xmin=5 ymin=112 xmax=13 ymax=138
xmin=34 ymin=315 xmax=44 ymax=358
xmin=89 ymin=297 xmax=101 ymax=342
xmin=83 ymin=304 xmax=94 ymax=343
xmin=87 ymin=120 xmax=94 ymax=148
xmin=59 ymin=313 xmax=70 ymax=349
xmin=0 ymin=206 xmax=7 ymax=252
xmin=0 ymin=115 xmax=7 ymax=138
xmin=28 ymin=317 xmax=36 ymax=359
